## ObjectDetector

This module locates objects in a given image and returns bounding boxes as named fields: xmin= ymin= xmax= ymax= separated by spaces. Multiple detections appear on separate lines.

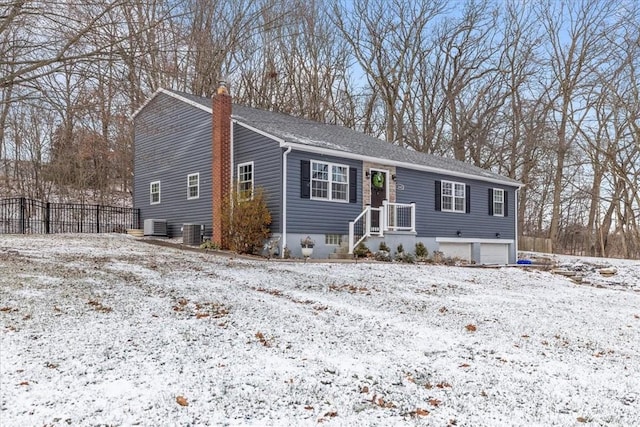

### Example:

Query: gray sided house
xmin=133 ymin=87 xmax=522 ymax=264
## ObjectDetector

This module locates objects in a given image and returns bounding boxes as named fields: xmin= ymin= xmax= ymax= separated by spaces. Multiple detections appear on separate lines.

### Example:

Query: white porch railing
xmin=348 ymin=201 xmax=416 ymax=254
xmin=382 ymin=201 xmax=416 ymax=232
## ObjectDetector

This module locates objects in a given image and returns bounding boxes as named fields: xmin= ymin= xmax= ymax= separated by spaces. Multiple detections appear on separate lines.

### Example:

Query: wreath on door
xmin=372 ymin=172 xmax=385 ymax=189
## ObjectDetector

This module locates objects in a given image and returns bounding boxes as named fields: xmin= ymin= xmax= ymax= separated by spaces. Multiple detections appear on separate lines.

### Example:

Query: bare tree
xmin=537 ymin=0 xmax=616 ymax=244
xmin=331 ymin=0 xmax=447 ymax=144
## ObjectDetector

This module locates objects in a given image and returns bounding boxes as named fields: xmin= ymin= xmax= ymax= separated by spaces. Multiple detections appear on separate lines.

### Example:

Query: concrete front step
xmin=334 ymin=245 xmax=350 ymax=254
xmin=328 ymin=252 xmax=354 ymax=260
xmin=331 ymin=236 xmax=351 ymax=255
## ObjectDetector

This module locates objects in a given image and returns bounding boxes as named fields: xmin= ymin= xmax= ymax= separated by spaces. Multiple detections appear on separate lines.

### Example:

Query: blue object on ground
xmin=517 ymin=259 xmax=533 ymax=265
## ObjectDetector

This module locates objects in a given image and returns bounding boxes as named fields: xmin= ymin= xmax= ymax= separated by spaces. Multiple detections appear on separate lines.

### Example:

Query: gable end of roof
xmin=131 ymin=88 xmax=211 ymax=119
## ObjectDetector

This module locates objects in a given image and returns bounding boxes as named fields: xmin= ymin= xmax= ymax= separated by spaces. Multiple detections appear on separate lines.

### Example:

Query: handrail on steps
xmin=348 ymin=201 xmax=416 ymax=254
xmin=348 ymin=206 xmax=371 ymax=254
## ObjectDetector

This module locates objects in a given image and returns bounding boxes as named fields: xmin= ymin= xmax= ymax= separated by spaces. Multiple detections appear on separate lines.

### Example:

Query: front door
xmin=370 ymin=169 xmax=388 ymax=231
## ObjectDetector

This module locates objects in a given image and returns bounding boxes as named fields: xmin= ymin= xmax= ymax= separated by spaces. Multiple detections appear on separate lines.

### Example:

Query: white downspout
xmin=514 ymin=187 xmax=519 ymax=263
xmin=230 ymin=119 xmax=234 ymax=195
xmin=281 ymin=145 xmax=292 ymax=258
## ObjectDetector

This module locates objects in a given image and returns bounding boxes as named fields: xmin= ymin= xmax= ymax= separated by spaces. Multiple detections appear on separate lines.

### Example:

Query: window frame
xmin=492 ymin=188 xmax=505 ymax=217
xmin=187 ymin=173 xmax=200 ymax=200
xmin=310 ymin=160 xmax=349 ymax=203
xmin=150 ymin=181 xmax=161 ymax=205
xmin=441 ymin=180 xmax=466 ymax=213
xmin=325 ymin=234 xmax=342 ymax=245
xmin=237 ymin=161 xmax=254 ymax=201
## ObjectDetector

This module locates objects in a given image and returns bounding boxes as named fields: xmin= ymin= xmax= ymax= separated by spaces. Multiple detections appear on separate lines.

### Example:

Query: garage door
xmin=438 ymin=242 xmax=471 ymax=261
xmin=480 ymin=243 xmax=509 ymax=264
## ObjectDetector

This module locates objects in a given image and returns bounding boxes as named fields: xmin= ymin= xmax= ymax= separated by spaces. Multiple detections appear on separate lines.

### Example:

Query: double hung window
xmin=441 ymin=180 xmax=466 ymax=212
xmin=150 ymin=181 xmax=160 ymax=204
xmin=187 ymin=173 xmax=199 ymax=199
xmin=311 ymin=160 xmax=349 ymax=202
xmin=237 ymin=162 xmax=254 ymax=201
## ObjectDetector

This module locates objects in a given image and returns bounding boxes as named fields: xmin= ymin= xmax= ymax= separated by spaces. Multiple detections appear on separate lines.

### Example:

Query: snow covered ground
xmin=1 ymin=234 xmax=639 ymax=426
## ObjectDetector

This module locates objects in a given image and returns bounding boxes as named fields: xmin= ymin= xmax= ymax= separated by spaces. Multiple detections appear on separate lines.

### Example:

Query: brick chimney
xmin=212 ymin=81 xmax=232 ymax=248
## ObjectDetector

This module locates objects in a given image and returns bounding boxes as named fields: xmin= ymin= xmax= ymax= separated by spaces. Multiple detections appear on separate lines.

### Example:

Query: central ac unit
xmin=182 ymin=223 xmax=202 ymax=246
xmin=144 ymin=219 xmax=167 ymax=236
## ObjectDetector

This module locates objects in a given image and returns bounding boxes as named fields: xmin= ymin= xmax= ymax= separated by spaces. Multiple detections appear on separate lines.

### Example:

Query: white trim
xmin=187 ymin=173 xmax=200 ymax=200
xmin=436 ymin=237 xmax=514 ymax=244
xmin=230 ymin=118 xmax=234 ymax=197
xmin=492 ymin=188 xmax=505 ymax=216
xmin=441 ymin=180 xmax=466 ymax=213
xmin=281 ymin=145 xmax=293 ymax=258
xmin=310 ymin=159 xmax=350 ymax=203
xmin=279 ymin=141 xmax=522 ymax=188
xmin=132 ymin=88 xmax=211 ymax=119
xmin=150 ymin=181 xmax=161 ymax=205
xmin=515 ymin=188 xmax=519 ymax=257
xmin=234 ymin=120 xmax=286 ymax=144
xmin=237 ymin=161 xmax=254 ymax=201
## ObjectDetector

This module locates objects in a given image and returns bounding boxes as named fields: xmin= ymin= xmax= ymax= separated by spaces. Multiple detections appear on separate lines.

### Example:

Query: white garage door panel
xmin=439 ymin=243 xmax=471 ymax=261
xmin=480 ymin=243 xmax=509 ymax=264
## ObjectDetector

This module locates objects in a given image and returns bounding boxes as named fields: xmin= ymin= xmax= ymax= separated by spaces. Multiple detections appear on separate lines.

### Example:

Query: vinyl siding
xmin=286 ymin=150 xmax=362 ymax=234
xmin=395 ymin=167 xmax=517 ymax=239
xmin=134 ymin=93 xmax=213 ymax=237
xmin=232 ymin=124 xmax=283 ymax=233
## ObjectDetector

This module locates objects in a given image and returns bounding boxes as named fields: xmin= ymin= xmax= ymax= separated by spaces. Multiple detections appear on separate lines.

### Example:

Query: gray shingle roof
xmin=166 ymin=89 xmax=521 ymax=186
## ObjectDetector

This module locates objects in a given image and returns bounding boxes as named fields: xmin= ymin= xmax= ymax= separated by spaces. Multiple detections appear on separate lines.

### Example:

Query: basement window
xmin=325 ymin=234 xmax=342 ymax=245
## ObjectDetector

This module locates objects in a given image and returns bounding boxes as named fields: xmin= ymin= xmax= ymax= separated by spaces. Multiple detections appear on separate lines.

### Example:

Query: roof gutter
xmin=233 ymin=121 xmax=521 ymax=188
xmin=278 ymin=141 xmax=523 ymax=188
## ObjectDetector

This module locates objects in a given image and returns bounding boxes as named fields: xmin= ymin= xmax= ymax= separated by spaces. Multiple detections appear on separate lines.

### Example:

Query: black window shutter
xmin=488 ymin=188 xmax=494 ymax=215
xmin=435 ymin=180 xmax=441 ymax=211
xmin=504 ymin=191 xmax=509 ymax=217
xmin=349 ymin=168 xmax=357 ymax=203
xmin=300 ymin=160 xmax=310 ymax=199
xmin=465 ymin=185 xmax=471 ymax=213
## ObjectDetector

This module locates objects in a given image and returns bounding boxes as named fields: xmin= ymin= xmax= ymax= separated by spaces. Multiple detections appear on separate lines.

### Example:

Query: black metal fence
xmin=0 ymin=198 xmax=140 ymax=234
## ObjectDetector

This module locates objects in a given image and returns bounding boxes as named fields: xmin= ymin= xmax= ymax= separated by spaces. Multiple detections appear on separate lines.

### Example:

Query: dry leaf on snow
xmin=428 ymin=398 xmax=441 ymax=407
xmin=412 ymin=408 xmax=430 ymax=417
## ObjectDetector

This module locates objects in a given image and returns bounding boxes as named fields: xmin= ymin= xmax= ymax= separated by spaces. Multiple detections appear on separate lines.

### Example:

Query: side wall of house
xmin=286 ymin=150 xmax=362 ymax=235
xmin=232 ymin=124 xmax=283 ymax=233
xmin=134 ymin=94 xmax=213 ymax=237
xmin=395 ymin=167 xmax=517 ymax=239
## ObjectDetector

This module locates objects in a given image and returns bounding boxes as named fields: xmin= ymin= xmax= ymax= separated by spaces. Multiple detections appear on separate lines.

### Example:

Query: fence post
xmin=134 ymin=208 xmax=140 ymax=229
xmin=45 ymin=202 xmax=50 ymax=234
xmin=19 ymin=197 xmax=25 ymax=234
xmin=96 ymin=205 xmax=100 ymax=233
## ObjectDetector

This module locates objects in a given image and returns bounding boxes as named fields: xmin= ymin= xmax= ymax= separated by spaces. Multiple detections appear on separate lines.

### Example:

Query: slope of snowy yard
xmin=1 ymin=234 xmax=639 ymax=426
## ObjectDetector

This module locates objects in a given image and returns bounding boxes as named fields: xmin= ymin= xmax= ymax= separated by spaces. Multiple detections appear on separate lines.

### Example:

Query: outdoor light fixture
xmin=391 ymin=174 xmax=397 ymax=181
xmin=495 ymin=232 xmax=501 ymax=238
xmin=365 ymin=171 xmax=370 ymax=178
xmin=456 ymin=230 xmax=462 ymax=237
